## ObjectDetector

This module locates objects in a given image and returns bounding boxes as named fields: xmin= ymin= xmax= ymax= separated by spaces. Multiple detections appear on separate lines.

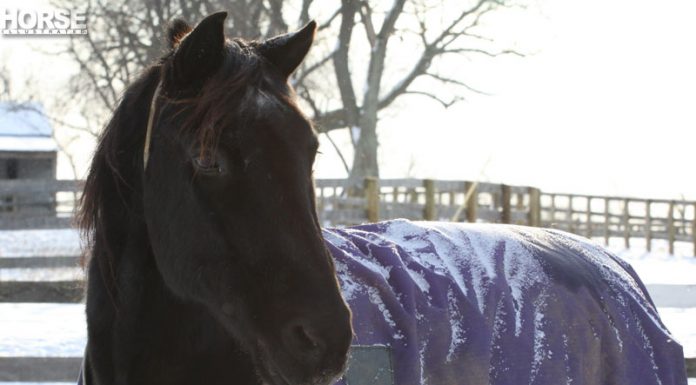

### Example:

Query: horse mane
xmin=77 ymin=65 xmax=161 ymax=306
xmin=161 ymin=39 xmax=302 ymax=160
xmin=77 ymin=38 xmax=290 ymax=307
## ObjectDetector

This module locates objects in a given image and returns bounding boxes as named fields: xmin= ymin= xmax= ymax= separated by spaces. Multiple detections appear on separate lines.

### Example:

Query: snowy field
xmin=0 ymin=229 xmax=81 ymax=258
xmin=0 ymin=383 xmax=72 ymax=385
xmin=606 ymin=238 xmax=696 ymax=285
xmin=1 ymin=228 xmax=695 ymax=383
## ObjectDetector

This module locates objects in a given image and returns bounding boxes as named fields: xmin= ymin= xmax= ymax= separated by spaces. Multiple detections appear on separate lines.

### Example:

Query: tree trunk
xmin=347 ymin=119 xmax=379 ymax=187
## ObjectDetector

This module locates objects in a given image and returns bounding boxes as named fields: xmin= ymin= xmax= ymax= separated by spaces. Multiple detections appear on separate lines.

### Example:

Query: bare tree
xmin=50 ymin=0 xmax=308 ymax=136
xmin=312 ymin=0 xmax=523 ymax=185
xmin=52 ymin=0 xmax=523 ymax=183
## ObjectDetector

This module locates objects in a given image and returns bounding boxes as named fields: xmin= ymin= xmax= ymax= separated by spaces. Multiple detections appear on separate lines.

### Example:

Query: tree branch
xmin=292 ymin=48 xmax=337 ymax=88
xmin=318 ymin=7 xmax=341 ymax=30
xmin=404 ymin=90 xmax=464 ymax=108
xmin=424 ymin=72 xmax=490 ymax=95
xmin=332 ymin=0 xmax=361 ymax=131
xmin=377 ymin=0 xmax=511 ymax=112
xmin=377 ymin=0 xmax=407 ymax=39
xmin=359 ymin=2 xmax=376 ymax=47
xmin=321 ymin=130 xmax=351 ymax=175
xmin=441 ymin=47 xmax=525 ymax=57
xmin=298 ymin=0 xmax=313 ymax=26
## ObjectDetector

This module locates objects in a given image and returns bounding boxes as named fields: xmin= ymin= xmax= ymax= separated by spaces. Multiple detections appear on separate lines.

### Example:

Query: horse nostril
xmin=285 ymin=323 xmax=324 ymax=356
xmin=279 ymin=314 xmax=352 ymax=381
xmin=296 ymin=325 xmax=318 ymax=348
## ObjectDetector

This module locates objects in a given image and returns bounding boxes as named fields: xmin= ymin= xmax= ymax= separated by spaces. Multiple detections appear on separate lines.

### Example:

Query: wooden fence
xmin=2 ymin=178 xmax=695 ymax=255
xmin=316 ymin=178 xmax=696 ymax=256
xmin=540 ymin=193 xmax=696 ymax=255
xmin=0 ymin=179 xmax=83 ymax=229
xmin=316 ymin=178 xmax=542 ymax=226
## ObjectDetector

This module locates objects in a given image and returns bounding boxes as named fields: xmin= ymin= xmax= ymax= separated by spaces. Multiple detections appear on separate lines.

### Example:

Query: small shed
xmin=0 ymin=102 xmax=58 ymax=214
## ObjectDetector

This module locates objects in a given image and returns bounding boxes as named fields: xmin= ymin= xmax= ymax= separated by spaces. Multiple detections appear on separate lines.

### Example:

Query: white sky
xmin=1 ymin=0 xmax=695 ymax=200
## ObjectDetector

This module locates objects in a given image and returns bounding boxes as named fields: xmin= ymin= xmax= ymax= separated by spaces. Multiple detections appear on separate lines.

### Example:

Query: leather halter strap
xmin=143 ymin=81 xmax=162 ymax=170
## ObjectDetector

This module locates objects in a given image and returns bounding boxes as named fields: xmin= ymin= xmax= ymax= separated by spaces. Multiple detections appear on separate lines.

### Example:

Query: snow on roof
xmin=0 ymin=136 xmax=58 ymax=152
xmin=0 ymin=102 xmax=57 ymax=152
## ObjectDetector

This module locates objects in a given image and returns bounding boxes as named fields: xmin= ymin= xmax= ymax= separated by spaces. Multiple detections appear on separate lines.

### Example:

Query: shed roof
xmin=0 ymin=102 xmax=57 ymax=152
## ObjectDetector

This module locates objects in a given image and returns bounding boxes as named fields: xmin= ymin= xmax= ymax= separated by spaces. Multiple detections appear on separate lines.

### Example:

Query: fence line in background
xmin=315 ymin=178 xmax=696 ymax=256
xmin=2 ymin=178 xmax=695 ymax=255
xmin=0 ymin=179 xmax=83 ymax=230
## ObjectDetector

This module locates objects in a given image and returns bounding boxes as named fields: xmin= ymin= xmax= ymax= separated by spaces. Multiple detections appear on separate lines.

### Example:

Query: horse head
xmin=83 ymin=11 xmax=352 ymax=385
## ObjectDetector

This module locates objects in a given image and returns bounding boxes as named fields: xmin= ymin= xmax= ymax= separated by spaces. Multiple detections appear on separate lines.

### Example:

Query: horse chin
xmin=255 ymin=359 xmax=291 ymax=385
xmin=253 ymin=350 xmax=294 ymax=385
xmin=253 ymin=340 xmax=344 ymax=385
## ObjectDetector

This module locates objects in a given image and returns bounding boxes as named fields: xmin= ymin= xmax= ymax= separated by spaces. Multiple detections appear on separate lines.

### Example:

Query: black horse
xmin=79 ymin=12 xmax=352 ymax=385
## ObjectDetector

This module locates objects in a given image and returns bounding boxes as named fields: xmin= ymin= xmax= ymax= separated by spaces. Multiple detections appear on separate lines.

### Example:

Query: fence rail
xmin=0 ymin=179 xmax=83 ymax=230
xmin=2 ymin=178 xmax=695 ymax=255
xmin=540 ymin=193 xmax=696 ymax=255
xmin=315 ymin=178 xmax=696 ymax=256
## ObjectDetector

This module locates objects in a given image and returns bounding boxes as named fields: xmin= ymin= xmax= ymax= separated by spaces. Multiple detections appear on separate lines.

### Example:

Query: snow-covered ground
xmin=608 ymin=239 xmax=696 ymax=285
xmin=0 ymin=267 xmax=82 ymax=281
xmin=659 ymin=308 xmax=696 ymax=358
xmin=0 ymin=304 xmax=85 ymax=357
xmin=0 ymin=383 xmax=72 ymax=385
xmin=0 ymin=229 xmax=81 ymax=258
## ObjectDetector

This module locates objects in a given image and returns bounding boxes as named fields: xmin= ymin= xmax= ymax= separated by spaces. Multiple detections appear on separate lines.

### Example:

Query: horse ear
xmin=259 ymin=20 xmax=316 ymax=79
xmin=171 ymin=12 xmax=227 ymax=85
xmin=167 ymin=19 xmax=192 ymax=49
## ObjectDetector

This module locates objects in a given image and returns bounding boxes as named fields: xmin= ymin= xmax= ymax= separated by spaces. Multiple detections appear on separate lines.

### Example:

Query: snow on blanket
xmin=325 ymin=220 xmax=687 ymax=385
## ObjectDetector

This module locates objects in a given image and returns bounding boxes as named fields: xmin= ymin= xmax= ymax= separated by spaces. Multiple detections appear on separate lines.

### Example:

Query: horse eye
xmin=193 ymin=154 xmax=222 ymax=173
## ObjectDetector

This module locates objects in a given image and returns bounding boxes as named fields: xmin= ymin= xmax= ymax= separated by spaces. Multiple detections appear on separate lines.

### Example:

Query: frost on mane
xmin=324 ymin=219 xmax=685 ymax=385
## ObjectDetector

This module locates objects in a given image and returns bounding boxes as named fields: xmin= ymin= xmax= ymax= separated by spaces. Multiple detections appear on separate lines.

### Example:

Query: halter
xmin=143 ymin=81 xmax=163 ymax=170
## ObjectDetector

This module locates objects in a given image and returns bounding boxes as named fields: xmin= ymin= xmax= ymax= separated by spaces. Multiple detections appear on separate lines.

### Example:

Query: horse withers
xmin=79 ymin=12 xmax=352 ymax=385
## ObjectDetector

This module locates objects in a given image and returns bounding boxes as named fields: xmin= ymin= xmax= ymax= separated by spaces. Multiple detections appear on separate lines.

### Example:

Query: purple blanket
xmin=325 ymin=220 xmax=686 ymax=385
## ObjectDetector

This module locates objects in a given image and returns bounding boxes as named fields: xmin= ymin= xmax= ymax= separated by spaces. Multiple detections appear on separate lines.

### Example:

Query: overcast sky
xmin=1 ymin=0 xmax=695 ymax=200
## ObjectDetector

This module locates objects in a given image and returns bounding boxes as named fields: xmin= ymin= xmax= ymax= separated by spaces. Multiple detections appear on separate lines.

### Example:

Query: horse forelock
xmin=161 ymin=38 xmax=297 ymax=159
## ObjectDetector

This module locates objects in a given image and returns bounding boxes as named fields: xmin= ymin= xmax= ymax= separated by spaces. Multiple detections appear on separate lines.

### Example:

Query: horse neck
xmin=86 ymin=216 xmax=261 ymax=385
xmin=83 ymin=71 xmax=261 ymax=384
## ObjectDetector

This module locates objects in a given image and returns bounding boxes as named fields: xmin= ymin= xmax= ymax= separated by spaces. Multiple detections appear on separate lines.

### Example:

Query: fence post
xmin=668 ymin=201 xmax=675 ymax=255
xmin=692 ymin=202 xmax=696 ymax=257
xmin=585 ymin=197 xmax=592 ymax=238
xmin=528 ymin=187 xmax=541 ymax=227
xmin=567 ymin=196 xmax=575 ymax=233
xmin=464 ymin=181 xmax=477 ymax=223
xmin=645 ymin=200 xmax=652 ymax=252
xmin=365 ymin=177 xmax=380 ymax=223
xmin=604 ymin=198 xmax=610 ymax=246
xmin=423 ymin=179 xmax=436 ymax=221
xmin=623 ymin=199 xmax=630 ymax=249
xmin=501 ymin=184 xmax=511 ymax=224
xmin=409 ymin=188 xmax=418 ymax=203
